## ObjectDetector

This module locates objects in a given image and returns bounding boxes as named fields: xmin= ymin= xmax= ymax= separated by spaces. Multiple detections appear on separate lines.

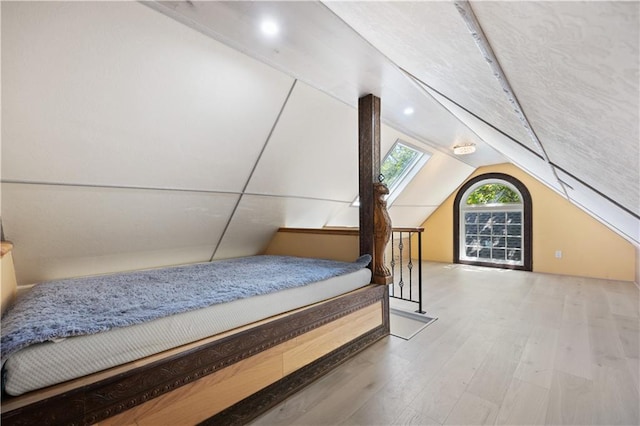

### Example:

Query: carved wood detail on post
xmin=373 ymin=182 xmax=393 ymax=284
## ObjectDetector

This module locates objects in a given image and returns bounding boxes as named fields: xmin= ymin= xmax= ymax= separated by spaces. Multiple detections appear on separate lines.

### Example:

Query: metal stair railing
xmin=388 ymin=227 xmax=425 ymax=314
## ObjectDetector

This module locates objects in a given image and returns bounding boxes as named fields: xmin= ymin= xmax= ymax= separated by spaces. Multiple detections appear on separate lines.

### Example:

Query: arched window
xmin=453 ymin=173 xmax=532 ymax=271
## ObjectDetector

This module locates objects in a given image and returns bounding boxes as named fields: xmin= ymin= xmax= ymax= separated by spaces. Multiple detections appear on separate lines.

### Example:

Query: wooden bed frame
xmin=1 ymin=94 xmax=389 ymax=425
xmin=1 ymin=279 xmax=388 ymax=425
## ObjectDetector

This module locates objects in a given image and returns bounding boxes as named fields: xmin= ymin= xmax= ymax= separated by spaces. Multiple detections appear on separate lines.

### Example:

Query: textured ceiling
xmin=321 ymin=0 xmax=639 ymax=243
xmin=149 ymin=0 xmax=638 ymax=244
xmin=471 ymin=1 xmax=639 ymax=216
xmin=323 ymin=1 xmax=539 ymax=155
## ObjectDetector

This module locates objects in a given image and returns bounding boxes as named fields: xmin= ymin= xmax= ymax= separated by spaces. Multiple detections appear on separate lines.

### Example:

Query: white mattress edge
xmin=4 ymin=268 xmax=371 ymax=395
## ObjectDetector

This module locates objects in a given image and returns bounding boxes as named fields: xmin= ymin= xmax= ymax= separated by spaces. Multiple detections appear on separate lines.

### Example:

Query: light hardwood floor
xmin=250 ymin=262 xmax=640 ymax=425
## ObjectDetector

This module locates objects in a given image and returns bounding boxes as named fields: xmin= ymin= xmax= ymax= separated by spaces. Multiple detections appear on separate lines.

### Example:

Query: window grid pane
xmin=462 ymin=208 xmax=523 ymax=265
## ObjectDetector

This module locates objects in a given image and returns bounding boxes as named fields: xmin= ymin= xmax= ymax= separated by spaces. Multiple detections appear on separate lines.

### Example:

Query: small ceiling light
xmin=403 ymin=107 xmax=414 ymax=115
xmin=261 ymin=20 xmax=280 ymax=36
xmin=453 ymin=143 xmax=476 ymax=155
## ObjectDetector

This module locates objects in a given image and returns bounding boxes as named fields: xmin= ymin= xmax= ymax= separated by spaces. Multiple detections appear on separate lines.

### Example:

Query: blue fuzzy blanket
xmin=1 ymin=255 xmax=371 ymax=363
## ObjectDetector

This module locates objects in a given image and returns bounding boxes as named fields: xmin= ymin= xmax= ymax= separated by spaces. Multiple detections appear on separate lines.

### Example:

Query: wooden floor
xmin=250 ymin=262 xmax=640 ymax=425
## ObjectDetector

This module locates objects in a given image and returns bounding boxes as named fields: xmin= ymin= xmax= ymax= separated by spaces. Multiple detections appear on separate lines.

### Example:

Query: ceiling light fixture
xmin=403 ymin=107 xmax=414 ymax=115
xmin=260 ymin=19 xmax=280 ymax=36
xmin=453 ymin=143 xmax=476 ymax=155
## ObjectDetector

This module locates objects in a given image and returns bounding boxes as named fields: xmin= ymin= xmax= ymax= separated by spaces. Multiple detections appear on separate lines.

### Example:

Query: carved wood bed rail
xmin=2 ymin=285 xmax=389 ymax=425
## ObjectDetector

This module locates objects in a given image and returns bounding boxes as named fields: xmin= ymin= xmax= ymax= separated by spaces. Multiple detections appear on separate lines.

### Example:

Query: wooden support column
xmin=358 ymin=94 xmax=381 ymax=267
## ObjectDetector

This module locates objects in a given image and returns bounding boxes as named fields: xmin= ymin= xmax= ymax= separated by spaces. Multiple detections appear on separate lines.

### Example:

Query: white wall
xmin=2 ymin=2 xmax=475 ymax=285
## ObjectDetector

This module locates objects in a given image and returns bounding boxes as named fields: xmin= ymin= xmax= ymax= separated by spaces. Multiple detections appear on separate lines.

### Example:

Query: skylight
xmin=353 ymin=140 xmax=429 ymax=207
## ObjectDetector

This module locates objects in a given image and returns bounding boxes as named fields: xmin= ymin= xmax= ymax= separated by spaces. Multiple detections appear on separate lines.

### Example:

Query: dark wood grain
xmin=358 ymin=94 xmax=381 ymax=267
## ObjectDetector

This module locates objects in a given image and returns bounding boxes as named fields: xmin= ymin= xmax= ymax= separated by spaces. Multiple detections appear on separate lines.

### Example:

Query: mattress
xmin=3 ymin=268 xmax=371 ymax=396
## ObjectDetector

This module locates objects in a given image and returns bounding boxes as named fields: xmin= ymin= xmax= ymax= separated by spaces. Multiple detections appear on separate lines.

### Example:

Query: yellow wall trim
xmin=264 ymin=229 xmax=360 ymax=262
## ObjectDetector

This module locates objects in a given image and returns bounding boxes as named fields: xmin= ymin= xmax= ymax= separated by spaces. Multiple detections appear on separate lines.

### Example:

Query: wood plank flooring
xmin=250 ymin=262 xmax=640 ymax=425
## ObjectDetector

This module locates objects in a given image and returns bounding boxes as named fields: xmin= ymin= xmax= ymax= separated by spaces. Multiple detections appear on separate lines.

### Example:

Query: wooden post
xmin=358 ymin=94 xmax=381 ymax=269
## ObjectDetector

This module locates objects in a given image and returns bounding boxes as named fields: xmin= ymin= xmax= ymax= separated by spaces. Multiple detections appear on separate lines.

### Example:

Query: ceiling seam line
xmin=399 ymin=71 xmax=489 ymax=169
xmin=402 ymin=68 xmax=572 ymax=197
xmin=453 ymin=0 xmax=570 ymax=200
xmin=0 ymin=179 xmax=243 ymax=195
xmin=322 ymin=0 xmax=552 ymax=171
xmin=549 ymin=163 xmax=640 ymax=220
xmin=209 ymin=79 xmax=298 ymax=261
xmin=242 ymin=192 xmax=351 ymax=204
xmin=144 ymin=1 xmax=359 ymax=117
xmin=379 ymin=68 xmax=639 ymax=218
xmin=1 ymin=179 xmax=358 ymax=206
xmin=399 ymin=67 xmax=543 ymax=160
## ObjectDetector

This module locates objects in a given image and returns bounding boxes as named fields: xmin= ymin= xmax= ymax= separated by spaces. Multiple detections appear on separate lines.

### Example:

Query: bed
xmin=1 ymin=94 xmax=389 ymax=425
xmin=1 ymin=251 xmax=388 ymax=425
xmin=2 ymin=255 xmax=372 ymax=396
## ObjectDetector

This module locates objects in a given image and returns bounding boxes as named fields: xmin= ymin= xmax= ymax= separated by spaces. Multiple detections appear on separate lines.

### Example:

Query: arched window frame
xmin=453 ymin=173 xmax=532 ymax=271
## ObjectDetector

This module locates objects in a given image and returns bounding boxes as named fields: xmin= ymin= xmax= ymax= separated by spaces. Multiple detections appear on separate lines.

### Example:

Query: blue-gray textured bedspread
xmin=1 ymin=254 xmax=371 ymax=363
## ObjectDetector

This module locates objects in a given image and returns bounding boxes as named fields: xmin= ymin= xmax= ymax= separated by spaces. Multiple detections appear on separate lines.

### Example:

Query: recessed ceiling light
xmin=261 ymin=20 xmax=280 ymax=36
xmin=403 ymin=107 xmax=414 ymax=115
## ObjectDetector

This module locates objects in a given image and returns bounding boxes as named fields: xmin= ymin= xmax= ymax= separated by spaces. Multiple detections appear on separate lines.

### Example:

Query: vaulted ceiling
xmin=149 ymin=0 xmax=638 ymax=241
xmin=1 ymin=1 xmax=638 ymax=285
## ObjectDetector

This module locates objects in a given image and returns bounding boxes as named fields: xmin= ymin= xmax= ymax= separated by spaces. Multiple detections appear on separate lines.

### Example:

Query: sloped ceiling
xmin=324 ymin=0 xmax=639 ymax=243
xmin=148 ymin=0 xmax=505 ymax=167
xmin=324 ymin=1 xmax=538 ymax=155
xmin=1 ymin=1 xmax=293 ymax=283
xmin=470 ymin=1 xmax=638 ymax=212
xmin=1 ymin=1 xmax=638 ymax=284
xmin=149 ymin=0 xmax=638 ymax=245
xmin=2 ymin=1 xmax=476 ymax=284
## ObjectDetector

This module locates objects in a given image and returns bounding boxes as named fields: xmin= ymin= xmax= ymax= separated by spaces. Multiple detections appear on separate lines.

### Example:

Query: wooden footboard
xmin=1 ymin=284 xmax=389 ymax=426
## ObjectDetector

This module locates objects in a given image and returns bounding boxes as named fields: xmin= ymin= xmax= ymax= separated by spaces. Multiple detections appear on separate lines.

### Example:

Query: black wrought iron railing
xmin=388 ymin=227 xmax=425 ymax=314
